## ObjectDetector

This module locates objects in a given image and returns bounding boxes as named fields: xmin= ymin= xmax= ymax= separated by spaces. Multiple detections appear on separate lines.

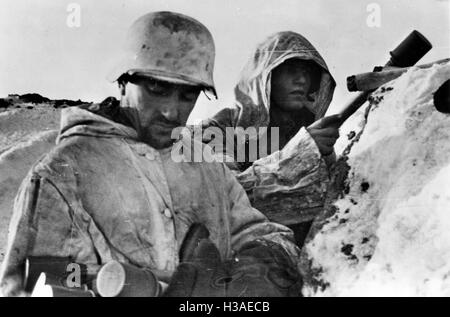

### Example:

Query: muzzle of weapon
xmin=336 ymin=30 xmax=432 ymax=124
xmin=95 ymin=261 xmax=163 ymax=297
xmin=31 ymin=272 xmax=96 ymax=297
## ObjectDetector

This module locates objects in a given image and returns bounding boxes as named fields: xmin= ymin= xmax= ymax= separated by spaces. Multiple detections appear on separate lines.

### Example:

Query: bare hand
xmin=306 ymin=114 xmax=342 ymax=156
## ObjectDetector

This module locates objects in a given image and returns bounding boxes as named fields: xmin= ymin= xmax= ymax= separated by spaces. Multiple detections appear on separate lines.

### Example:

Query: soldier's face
xmin=270 ymin=59 xmax=314 ymax=112
xmin=123 ymin=77 xmax=201 ymax=149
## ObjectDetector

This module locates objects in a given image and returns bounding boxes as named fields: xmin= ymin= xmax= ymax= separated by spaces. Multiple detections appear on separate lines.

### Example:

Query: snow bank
xmin=0 ymin=131 xmax=58 ymax=262
xmin=303 ymin=62 xmax=450 ymax=296
xmin=0 ymin=106 xmax=59 ymax=154
xmin=0 ymin=106 xmax=59 ymax=262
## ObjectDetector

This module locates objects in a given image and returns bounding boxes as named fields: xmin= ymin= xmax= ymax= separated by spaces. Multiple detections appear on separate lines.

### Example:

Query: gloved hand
xmin=306 ymin=114 xmax=341 ymax=156
xmin=163 ymin=224 xmax=227 ymax=297
xmin=225 ymin=240 xmax=303 ymax=297
xmin=163 ymin=238 xmax=227 ymax=297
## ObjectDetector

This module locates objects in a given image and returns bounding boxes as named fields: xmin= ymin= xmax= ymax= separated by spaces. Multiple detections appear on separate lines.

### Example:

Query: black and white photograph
xmin=0 ymin=0 xmax=449 ymax=301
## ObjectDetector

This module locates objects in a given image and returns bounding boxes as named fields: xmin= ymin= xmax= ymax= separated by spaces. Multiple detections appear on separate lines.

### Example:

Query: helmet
xmin=108 ymin=11 xmax=216 ymax=97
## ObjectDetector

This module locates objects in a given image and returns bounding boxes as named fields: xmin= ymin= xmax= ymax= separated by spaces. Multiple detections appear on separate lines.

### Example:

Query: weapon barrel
xmin=337 ymin=30 xmax=432 ymax=124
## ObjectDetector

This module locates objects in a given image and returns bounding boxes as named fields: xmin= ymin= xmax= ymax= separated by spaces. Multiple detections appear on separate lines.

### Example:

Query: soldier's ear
xmin=117 ymin=74 xmax=129 ymax=96
xmin=118 ymin=81 xmax=126 ymax=96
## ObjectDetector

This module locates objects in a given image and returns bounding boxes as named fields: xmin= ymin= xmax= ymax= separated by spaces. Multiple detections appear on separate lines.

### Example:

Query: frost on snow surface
xmin=302 ymin=62 xmax=450 ymax=296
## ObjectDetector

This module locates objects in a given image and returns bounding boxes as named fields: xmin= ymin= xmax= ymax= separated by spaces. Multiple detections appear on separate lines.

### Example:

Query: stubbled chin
xmin=142 ymin=131 xmax=174 ymax=149
xmin=288 ymin=98 xmax=316 ymax=111
xmin=282 ymin=102 xmax=307 ymax=111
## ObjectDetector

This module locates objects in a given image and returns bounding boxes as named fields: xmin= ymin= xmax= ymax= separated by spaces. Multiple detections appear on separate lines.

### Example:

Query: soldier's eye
xmin=181 ymin=89 xmax=199 ymax=102
xmin=145 ymin=79 xmax=171 ymax=96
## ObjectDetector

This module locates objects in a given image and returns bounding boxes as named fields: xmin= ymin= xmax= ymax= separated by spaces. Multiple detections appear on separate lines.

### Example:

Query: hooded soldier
xmin=201 ymin=31 xmax=339 ymax=246
xmin=0 ymin=12 xmax=302 ymax=297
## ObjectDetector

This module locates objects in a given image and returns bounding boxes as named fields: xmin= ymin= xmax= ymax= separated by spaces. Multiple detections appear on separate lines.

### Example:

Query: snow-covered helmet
xmin=108 ymin=11 xmax=217 ymax=97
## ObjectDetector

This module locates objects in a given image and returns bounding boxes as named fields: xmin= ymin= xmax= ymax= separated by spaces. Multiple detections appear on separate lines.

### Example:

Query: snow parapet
xmin=302 ymin=62 xmax=450 ymax=296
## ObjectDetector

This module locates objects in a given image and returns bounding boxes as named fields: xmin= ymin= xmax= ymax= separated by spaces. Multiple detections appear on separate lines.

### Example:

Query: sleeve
xmin=224 ymin=166 xmax=303 ymax=296
xmin=236 ymin=127 xmax=331 ymax=225
xmin=0 ymin=170 xmax=97 ymax=297
xmin=202 ymin=108 xmax=331 ymax=225
xmin=223 ymin=165 xmax=301 ymax=265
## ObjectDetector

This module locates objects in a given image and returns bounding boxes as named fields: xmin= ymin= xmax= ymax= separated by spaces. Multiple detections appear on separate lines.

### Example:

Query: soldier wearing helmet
xmin=0 ymin=12 xmax=302 ymax=297
xmin=109 ymin=11 xmax=217 ymax=150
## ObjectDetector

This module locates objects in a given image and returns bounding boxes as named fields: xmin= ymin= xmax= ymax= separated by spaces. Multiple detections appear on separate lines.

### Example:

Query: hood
xmin=233 ymin=31 xmax=336 ymax=130
xmin=57 ymin=99 xmax=138 ymax=143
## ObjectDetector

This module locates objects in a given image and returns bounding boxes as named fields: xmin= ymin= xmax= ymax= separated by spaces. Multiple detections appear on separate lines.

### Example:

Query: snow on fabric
xmin=304 ymin=61 xmax=450 ymax=296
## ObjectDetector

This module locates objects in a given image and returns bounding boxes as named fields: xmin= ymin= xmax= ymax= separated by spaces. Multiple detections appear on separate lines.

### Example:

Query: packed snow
xmin=304 ymin=61 xmax=450 ymax=296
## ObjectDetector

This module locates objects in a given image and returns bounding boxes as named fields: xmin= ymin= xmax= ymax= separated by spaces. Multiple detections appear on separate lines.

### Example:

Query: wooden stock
xmin=347 ymin=58 xmax=450 ymax=92
xmin=335 ymin=91 xmax=372 ymax=124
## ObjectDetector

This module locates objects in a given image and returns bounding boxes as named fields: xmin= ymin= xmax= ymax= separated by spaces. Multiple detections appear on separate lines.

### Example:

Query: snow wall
xmin=301 ymin=62 xmax=450 ymax=296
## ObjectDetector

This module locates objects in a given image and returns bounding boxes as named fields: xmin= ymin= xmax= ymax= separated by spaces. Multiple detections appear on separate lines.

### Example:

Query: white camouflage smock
xmin=201 ymin=31 xmax=336 ymax=223
xmin=0 ymin=106 xmax=300 ymax=296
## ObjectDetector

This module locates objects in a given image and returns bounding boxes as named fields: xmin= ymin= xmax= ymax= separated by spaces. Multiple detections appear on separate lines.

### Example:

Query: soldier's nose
xmin=294 ymin=73 xmax=308 ymax=86
xmin=160 ymin=108 xmax=178 ymax=123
